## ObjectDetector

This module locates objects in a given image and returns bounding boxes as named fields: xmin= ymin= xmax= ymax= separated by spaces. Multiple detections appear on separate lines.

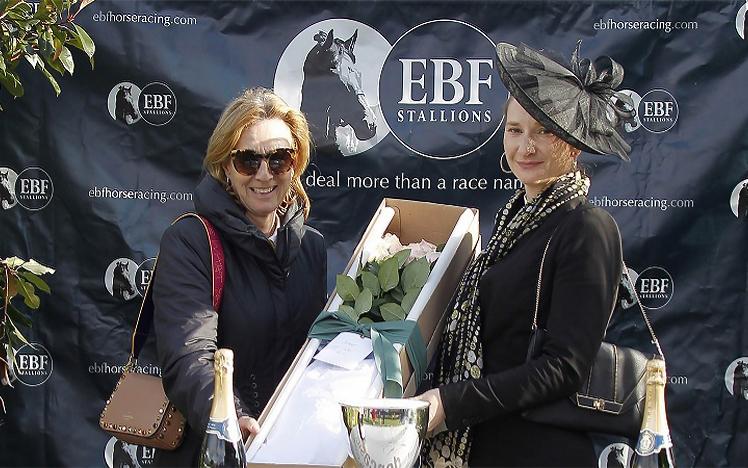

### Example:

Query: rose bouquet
xmin=335 ymin=233 xmax=441 ymax=325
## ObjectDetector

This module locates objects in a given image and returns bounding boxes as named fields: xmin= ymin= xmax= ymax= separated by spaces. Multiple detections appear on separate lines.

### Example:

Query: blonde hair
xmin=204 ymin=87 xmax=312 ymax=219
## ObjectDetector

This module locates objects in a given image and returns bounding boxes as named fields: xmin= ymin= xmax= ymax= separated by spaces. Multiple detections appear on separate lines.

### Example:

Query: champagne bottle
xmin=630 ymin=358 xmax=676 ymax=468
xmin=199 ymin=349 xmax=247 ymax=468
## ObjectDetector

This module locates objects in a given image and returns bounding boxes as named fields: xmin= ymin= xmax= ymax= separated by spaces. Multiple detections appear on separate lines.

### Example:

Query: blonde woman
xmin=152 ymin=88 xmax=327 ymax=466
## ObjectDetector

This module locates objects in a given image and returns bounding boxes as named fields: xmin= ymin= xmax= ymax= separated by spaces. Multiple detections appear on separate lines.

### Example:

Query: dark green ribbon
xmin=308 ymin=310 xmax=427 ymax=398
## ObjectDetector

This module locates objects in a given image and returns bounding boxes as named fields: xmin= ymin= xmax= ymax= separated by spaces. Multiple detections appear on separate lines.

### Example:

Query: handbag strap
xmin=127 ymin=213 xmax=225 ymax=367
xmin=532 ymin=231 xmax=665 ymax=360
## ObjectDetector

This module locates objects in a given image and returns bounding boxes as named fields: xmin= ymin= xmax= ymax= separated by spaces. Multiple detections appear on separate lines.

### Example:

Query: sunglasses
xmin=230 ymin=147 xmax=296 ymax=176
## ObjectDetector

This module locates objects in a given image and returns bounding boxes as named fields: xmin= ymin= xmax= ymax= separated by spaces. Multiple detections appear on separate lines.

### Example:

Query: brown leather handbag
xmin=99 ymin=213 xmax=225 ymax=450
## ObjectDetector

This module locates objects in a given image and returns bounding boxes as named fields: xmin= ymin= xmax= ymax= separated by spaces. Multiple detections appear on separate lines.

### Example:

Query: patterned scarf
xmin=423 ymin=171 xmax=590 ymax=467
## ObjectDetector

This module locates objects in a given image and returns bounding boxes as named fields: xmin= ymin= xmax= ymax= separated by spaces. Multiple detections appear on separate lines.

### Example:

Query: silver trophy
xmin=340 ymin=398 xmax=429 ymax=468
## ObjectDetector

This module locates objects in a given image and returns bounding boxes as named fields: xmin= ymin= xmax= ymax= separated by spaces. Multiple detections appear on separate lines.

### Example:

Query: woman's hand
xmin=413 ymin=388 xmax=446 ymax=432
xmin=238 ymin=416 xmax=261 ymax=442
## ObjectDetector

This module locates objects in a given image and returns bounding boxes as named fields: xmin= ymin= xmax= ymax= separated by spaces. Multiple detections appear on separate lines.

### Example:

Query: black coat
xmin=152 ymin=176 xmax=326 ymax=467
xmin=439 ymin=199 xmax=622 ymax=467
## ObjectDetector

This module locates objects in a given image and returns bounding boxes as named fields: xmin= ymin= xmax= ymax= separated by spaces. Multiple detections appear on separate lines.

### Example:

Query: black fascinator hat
xmin=496 ymin=41 xmax=635 ymax=160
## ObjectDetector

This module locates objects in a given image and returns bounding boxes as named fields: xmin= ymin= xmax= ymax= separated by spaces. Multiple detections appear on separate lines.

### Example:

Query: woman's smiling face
xmin=225 ymin=118 xmax=295 ymax=231
xmin=503 ymin=98 xmax=579 ymax=200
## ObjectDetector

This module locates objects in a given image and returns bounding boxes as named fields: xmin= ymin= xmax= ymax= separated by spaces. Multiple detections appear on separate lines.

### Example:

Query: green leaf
xmin=7 ymin=303 xmax=32 ymax=329
xmin=377 ymin=256 xmax=399 ymax=292
xmin=16 ymin=278 xmax=40 ymax=309
xmin=20 ymin=259 xmax=55 ymax=276
xmin=364 ymin=261 xmax=379 ymax=276
xmin=23 ymin=53 xmax=41 ymax=69
xmin=0 ymin=56 xmax=6 ymax=73
xmin=336 ymin=274 xmax=359 ymax=302
xmin=389 ymin=286 xmax=404 ymax=303
xmin=77 ymin=0 xmax=95 ymax=12
xmin=401 ymin=257 xmax=430 ymax=291
xmin=41 ymin=65 xmax=61 ymax=96
xmin=20 ymin=271 xmax=50 ymax=293
xmin=2 ymin=257 xmax=25 ymax=268
xmin=380 ymin=303 xmax=406 ymax=322
xmin=58 ymin=45 xmax=73 ymax=74
xmin=401 ymin=289 xmax=421 ymax=314
xmin=337 ymin=305 xmax=357 ymax=322
xmin=72 ymin=23 xmax=95 ymax=59
xmin=50 ymin=0 xmax=63 ymax=11
xmin=358 ymin=317 xmax=374 ymax=325
xmin=354 ymin=288 xmax=373 ymax=317
xmin=0 ymin=69 xmax=24 ymax=97
xmin=360 ymin=271 xmax=380 ymax=297
xmin=392 ymin=249 xmax=411 ymax=268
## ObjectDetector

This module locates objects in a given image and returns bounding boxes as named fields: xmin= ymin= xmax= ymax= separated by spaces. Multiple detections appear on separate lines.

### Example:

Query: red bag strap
xmin=128 ymin=213 xmax=225 ymax=363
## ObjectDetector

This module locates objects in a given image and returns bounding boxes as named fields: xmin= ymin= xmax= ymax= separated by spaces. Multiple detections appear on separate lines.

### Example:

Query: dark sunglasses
xmin=230 ymin=147 xmax=296 ymax=176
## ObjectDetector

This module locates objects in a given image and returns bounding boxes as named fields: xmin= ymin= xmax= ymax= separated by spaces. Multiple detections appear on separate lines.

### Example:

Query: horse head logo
xmin=301 ymin=29 xmax=377 ymax=154
xmin=606 ymin=446 xmax=626 ymax=468
xmin=733 ymin=360 xmax=748 ymax=400
xmin=112 ymin=261 xmax=137 ymax=301
xmin=112 ymin=439 xmax=141 ymax=468
xmin=115 ymin=85 xmax=139 ymax=124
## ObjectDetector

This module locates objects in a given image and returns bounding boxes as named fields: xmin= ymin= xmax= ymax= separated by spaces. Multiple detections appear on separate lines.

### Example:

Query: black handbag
xmin=522 ymin=232 xmax=664 ymax=439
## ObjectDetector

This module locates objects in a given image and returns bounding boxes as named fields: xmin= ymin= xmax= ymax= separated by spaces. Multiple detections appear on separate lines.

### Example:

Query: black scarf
xmin=423 ymin=171 xmax=590 ymax=467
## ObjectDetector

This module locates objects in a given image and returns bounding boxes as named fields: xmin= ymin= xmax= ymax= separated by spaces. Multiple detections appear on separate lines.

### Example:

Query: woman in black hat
xmin=415 ymin=42 xmax=634 ymax=467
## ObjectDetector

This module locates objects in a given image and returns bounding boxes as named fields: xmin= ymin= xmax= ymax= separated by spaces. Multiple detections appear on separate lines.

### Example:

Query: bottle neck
xmin=636 ymin=368 xmax=673 ymax=456
xmin=209 ymin=364 xmax=235 ymax=421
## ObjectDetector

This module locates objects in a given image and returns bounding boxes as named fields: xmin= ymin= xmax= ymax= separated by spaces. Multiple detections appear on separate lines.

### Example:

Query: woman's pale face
xmin=503 ymin=99 xmax=578 ymax=199
xmin=225 ymin=118 xmax=295 ymax=232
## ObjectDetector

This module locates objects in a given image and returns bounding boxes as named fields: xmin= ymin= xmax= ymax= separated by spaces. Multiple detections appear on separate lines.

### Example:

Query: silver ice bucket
xmin=340 ymin=398 xmax=429 ymax=468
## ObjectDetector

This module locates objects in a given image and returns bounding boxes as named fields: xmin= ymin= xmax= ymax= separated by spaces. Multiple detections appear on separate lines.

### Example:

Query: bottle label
xmin=635 ymin=429 xmax=673 ymax=456
xmin=206 ymin=418 xmax=242 ymax=443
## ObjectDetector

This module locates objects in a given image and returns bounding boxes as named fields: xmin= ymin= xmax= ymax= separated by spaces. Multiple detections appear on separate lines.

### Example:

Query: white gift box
xmin=246 ymin=198 xmax=480 ymax=467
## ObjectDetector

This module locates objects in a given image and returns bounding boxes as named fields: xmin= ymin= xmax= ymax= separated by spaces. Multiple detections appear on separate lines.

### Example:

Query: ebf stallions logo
xmin=105 ymin=257 xmax=156 ymax=301
xmin=634 ymin=266 xmax=674 ymax=310
xmin=619 ymin=88 xmax=679 ymax=134
xmin=598 ymin=443 xmax=634 ymax=468
xmin=107 ymin=81 xmax=177 ymax=126
xmin=0 ymin=166 xmax=54 ymax=211
xmin=274 ymin=19 xmax=391 ymax=157
xmin=725 ymin=357 xmax=748 ymax=401
xmin=380 ymin=19 xmax=503 ymax=159
xmin=104 ymin=437 xmax=156 ymax=468
xmin=11 ymin=342 xmax=54 ymax=386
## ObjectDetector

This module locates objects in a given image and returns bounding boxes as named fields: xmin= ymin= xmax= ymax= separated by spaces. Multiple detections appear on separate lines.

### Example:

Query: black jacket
xmin=439 ymin=199 xmax=622 ymax=467
xmin=152 ymin=176 xmax=326 ymax=466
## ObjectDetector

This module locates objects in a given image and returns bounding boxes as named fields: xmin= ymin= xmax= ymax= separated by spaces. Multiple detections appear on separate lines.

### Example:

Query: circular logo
xmin=725 ymin=357 xmax=748 ymax=401
xmin=379 ymin=19 xmax=503 ymax=159
xmin=0 ymin=167 xmax=18 ymax=210
xmin=11 ymin=342 xmax=53 ymax=386
xmin=104 ymin=437 xmax=157 ymax=467
xmin=107 ymin=82 xmax=142 ymax=125
xmin=104 ymin=258 xmax=139 ymax=302
xmin=635 ymin=266 xmax=674 ymax=310
xmin=135 ymin=257 xmax=157 ymax=297
xmin=598 ymin=443 xmax=633 ymax=468
xmin=138 ymin=82 xmax=177 ymax=126
xmin=274 ymin=19 xmax=392 ymax=157
xmin=637 ymin=431 xmax=656 ymax=456
xmin=730 ymin=178 xmax=748 ymax=219
xmin=14 ymin=167 xmax=53 ymax=210
xmin=737 ymin=1 xmax=747 ymax=40
xmin=638 ymin=89 xmax=679 ymax=133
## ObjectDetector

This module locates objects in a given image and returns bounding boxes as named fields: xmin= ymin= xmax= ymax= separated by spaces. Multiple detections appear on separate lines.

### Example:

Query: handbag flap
xmin=576 ymin=343 xmax=648 ymax=414
xmin=100 ymin=372 xmax=170 ymax=437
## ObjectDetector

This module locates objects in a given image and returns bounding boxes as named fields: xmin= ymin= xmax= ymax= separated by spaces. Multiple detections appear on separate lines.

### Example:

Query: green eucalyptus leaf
xmin=337 ymin=305 xmax=357 ymax=322
xmin=358 ymin=317 xmax=374 ymax=325
xmin=378 ymin=256 xmax=399 ymax=292
xmin=20 ymin=271 xmax=50 ymax=293
xmin=7 ymin=303 xmax=32 ymax=328
xmin=393 ymin=249 xmax=411 ymax=268
xmin=41 ymin=65 xmax=61 ymax=96
xmin=401 ymin=289 xmax=421 ymax=314
xmin=336 ymin=274 xmax=359 ymax=302
xmin=401 ymin=257 xmax=430 ymax=291
xmin=365 ymin=261 xmax=379 ymax=276
xmin=389 ymin=286 xmax=404 ymax=303
xmin=380 ymin=303 xmax=406 ymax=322
xmin=8 ymin=317 xmax=32 ymax=347
xmin=360 ymin=271 xmax=380 ymax=297
xmin=354 ymin=288 xmax=373 ymax=317
xmin=72 ymin=23 xmax=94 ymax=58
xmin=0 ymin=69 xmax=24 ymax=97
xmin=20 ymin=259 xmax=55 ymax=276
xmin=58 ymin=45 xmax=73 ymax=74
